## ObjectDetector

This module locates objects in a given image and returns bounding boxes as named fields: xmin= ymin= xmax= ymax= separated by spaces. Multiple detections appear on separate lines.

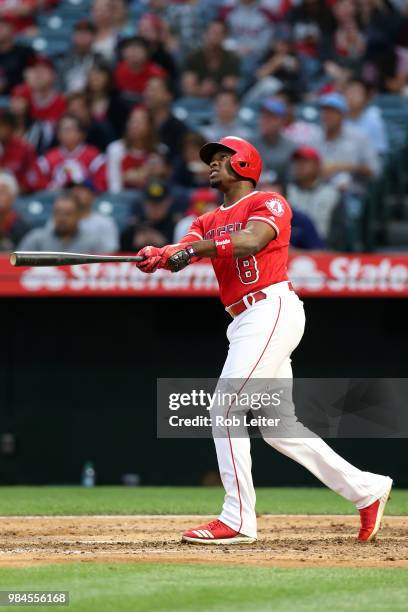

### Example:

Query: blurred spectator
xmin=0 ymin=17 xmax=34 ymax=94
xmin=138 ymin=13 xmax=178 ymax=82
xmin=254 ymin=29 xmax=303 ymax=96
xmin=261 ymin=173 xmax=325 ymax=249
xmin=289 ymin=0 xmax=334 ymax=59
xmin=106 ymin=105 xmax=162 ymax=192
xmin=112 ymin=0 xmax=133 ymax=38
xmin=166 ymin=0 xmax=210 ymax=56
xmin=252 ymin=98 xmax=295 ymax=178
xmin=25 ymin=56 xmax=67 ymax=121
xmin=357 ymin=0 xmax=402 ymax=54
xmin=35 ymin=114 xmax=106 ymax=192
xmin=19 ymin=192 xmax=107 ymax=253
xmin=376 ymin=43 xmax=408 ymax=94
xmin=145 ymin=0 xmax=168 ymax=19
xmin=85 ymin=62 xmax=127 ymax=137
xmin=182 ymin=21 xmax=241 ymax=97
xmin=144 ymin=77 xmax=188 ymax=158
xmin=321 ymin=0 xmax=366 ymax=80
xmin=67 ymin=92 xmax=115 ymax=152
xmin=58 ymin=19 xmax=97 ymax=94
xmin=0 ymin=0 xmax=38 ymax=34
xmin=115 ymin=37 xmax=167 ymax=101
xmin=173 ymin=187 xmax=219 ymax=243
xmin=68 ymin=179 xmax=119 ymax=252
xmin=120 ymin=179 xmax=176 ymax=250
xmin=225 ymin=0 xmax=272 ymax=77
xmin=290 ymin=207 xmax=326 ymax=249
xmin=201 ymin=89 xmax=251 ymax=142
xmin=257 ymin=168 xmax=282 ymax=191
xmin=91 ymin=0 xmax=118 ymax=62
xmin=172 ymin=132 xmax=209 ymax=189
xmin=12 ymin=56 xmax=67 ymax=154
xmin=0 ymin=172 xmax=30 ymax=251
xmin=0 ymin=110 xmax=37 ymax=192
xmin=335 ymin=0 xmax=366 ymax=58
xmin=259 ymin=0 xmax=293 ymax=21
xmin=286 ymin=146 xmax=340 ymax=242
xmin=344 ymin=78 xmax=388 ymax=155
xmin=278 ymin=90 xmax=321 ymax=146
xmin=9 ymin=91 xmax=31 ymax=139
xmin=316 ymin=92 xmax=380 ymax=190
xmin=8 ymin=85 xmax=57 ymax=156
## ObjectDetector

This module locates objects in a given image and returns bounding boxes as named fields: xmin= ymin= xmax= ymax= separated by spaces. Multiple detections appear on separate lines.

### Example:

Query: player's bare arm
xmin=189 ymin=221 xmax=276 ymax=259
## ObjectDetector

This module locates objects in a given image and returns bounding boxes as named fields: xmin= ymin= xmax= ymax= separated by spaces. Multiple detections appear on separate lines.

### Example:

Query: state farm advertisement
xmin=0 ymin=253 xmax=407 ymax=297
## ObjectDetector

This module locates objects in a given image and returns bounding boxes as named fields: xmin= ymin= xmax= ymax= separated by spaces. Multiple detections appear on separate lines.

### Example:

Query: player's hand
xmin=135 ymin=246 xmax=163 ymax=273
xmin=160 ymin=244 xmax=192 ymax=272
xmin=135 ymin=244 xmax=193 ymax=273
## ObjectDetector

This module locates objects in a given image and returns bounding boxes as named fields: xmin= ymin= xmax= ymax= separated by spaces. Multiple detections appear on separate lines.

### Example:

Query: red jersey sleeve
xmin=179 ymin=217 xmax=203 ymax=243
xmin=247 ymin=192 xmax=292 ymax=238
xmin=179 ymin=217 xmax=203 ymax=263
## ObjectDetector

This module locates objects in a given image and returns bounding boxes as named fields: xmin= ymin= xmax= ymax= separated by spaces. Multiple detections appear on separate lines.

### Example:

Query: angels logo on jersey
xmin=265 ymin=198 xmax=285 ymax=217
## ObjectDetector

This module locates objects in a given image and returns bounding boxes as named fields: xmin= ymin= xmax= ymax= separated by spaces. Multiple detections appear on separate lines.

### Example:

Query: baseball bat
xmin=9 ymin=251 xmax=145 ymax=267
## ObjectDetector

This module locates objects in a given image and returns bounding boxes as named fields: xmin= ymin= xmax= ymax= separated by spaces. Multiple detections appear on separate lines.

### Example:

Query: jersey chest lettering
xmin=204 ymin=222 xmax=243 ymax=240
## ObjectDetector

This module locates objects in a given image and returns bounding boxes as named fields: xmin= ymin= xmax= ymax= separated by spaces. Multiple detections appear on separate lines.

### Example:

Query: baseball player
xmin=135 ymin=136 xmax=393 ymax=545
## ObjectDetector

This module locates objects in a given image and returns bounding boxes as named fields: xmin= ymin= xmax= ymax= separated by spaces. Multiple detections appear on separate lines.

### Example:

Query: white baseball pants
xmin=214 ymin=282 xmax=392 ymax=539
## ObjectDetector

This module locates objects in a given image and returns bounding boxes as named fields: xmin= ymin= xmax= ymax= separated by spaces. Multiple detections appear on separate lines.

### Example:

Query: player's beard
xmin=209 ymin=177 xmax=222 ymax=188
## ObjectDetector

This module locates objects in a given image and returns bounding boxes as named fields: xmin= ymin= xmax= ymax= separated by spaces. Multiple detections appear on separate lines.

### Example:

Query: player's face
xmin=209 ymin=150 xmax=235 ymax=190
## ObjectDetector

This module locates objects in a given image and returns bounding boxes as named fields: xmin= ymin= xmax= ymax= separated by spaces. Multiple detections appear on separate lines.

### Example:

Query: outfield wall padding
xmin=0 ymin=297 xmax=407 ymax=486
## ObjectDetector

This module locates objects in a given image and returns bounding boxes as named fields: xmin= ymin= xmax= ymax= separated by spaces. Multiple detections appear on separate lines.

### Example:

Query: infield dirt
xmin=0 ymin=515 xmax=407 ymax=569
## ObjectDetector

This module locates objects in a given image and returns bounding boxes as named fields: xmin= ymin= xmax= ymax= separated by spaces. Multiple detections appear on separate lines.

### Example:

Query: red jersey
xmin=0 ymin=0 xmax=36 ymax=32
xmin=182 ymin=190 xmax=292 ymax=306
xmin=36 ymin=144 xmax=106 ymax=192
xmin=0 ymin=135 xmax=38 ymax=192
xmin=115 ymin=61 xmax=166 ymax=94
xmin=12 ymin=84 xmax=67 ymax=122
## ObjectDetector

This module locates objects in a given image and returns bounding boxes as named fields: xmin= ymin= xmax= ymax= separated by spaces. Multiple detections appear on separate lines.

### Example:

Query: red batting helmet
xmin=199 ymin=136 xmax=262 ymax=185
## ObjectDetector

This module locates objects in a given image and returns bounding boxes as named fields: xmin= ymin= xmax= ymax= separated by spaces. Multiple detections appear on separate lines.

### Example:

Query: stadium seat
xmin=172 ymin=97 xmax=214 ymax=129
xmin=37 ymin=14 xmax=77 ymax=31
xmin=373 ymin=95 xmax=408 ymax=150
xmin=238 ymin=107 xmax=257 ymax=129
xmin=373 ymin=94 xmax=408 ymax=109
xmin=38 ymin=28 xmax=73 ymax=47
xmin=16 ymin=35 xmax=71 ymax=57
xmin=54 ymin=0 xmax=91 ymax=16
xmin=296 ymin=103 xmax=320 ymax=124
xmin=128 ymin=3 xmax=147 ymax=21
xmin=93 ymin=191 xmax=141 ymax=230
xmin=15 ymin=191 xmax=58 ymax=227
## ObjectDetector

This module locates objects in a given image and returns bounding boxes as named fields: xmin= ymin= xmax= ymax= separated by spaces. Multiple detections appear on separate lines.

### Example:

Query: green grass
xmin=0 ymin=486 xmax=407 ymax=516
xmin=0 ymin=563 xmax=407 ymax=612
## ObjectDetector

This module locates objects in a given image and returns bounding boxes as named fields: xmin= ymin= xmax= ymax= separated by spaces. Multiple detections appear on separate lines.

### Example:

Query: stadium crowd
xmin=1 ymin=0 xmax=408 ymax=254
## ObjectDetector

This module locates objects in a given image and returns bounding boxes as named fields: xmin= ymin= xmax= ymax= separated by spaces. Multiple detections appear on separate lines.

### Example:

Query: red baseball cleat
xmin=182 ymin=519 xmax=256 ymax=544
xmin=358 ymin=480 xmax=393 ymax=542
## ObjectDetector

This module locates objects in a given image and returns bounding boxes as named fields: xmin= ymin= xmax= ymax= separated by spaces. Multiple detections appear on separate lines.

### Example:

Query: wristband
xmin=214 ymin=235 xmax=234 ymax=258
xmin=185 ymin=245 xmax=196 ymax=260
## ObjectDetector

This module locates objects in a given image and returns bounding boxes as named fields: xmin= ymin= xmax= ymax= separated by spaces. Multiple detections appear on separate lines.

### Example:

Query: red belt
xmin=226 ymin=282 xmax=294 ymax=318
